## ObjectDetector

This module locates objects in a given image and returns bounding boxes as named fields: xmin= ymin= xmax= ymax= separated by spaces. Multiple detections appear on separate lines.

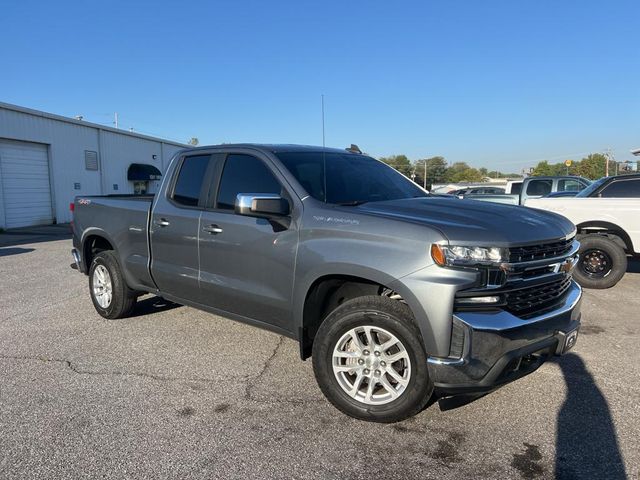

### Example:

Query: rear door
xmin=197 ymin=151 xmax=299 ymax=332
xmin=150 ymin=153 xmax=216 ymax=300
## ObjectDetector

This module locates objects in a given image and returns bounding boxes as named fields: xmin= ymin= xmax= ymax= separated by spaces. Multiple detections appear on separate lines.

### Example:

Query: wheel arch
xmin=576 ymin=220 xmax=634 ymax=253
xmin=81 ymin=228 xmax=118 ymax=273
xmin=296 ymin=267 xmax=434 ymax=361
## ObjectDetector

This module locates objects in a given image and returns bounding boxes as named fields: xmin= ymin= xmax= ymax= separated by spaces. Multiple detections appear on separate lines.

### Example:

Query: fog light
xmin=456 ymin=296 xmax=501 ymax=304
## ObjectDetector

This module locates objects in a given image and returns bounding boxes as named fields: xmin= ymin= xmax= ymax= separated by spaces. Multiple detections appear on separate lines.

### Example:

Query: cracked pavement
xmin=1 ymin=231 xmax=639 ymax=479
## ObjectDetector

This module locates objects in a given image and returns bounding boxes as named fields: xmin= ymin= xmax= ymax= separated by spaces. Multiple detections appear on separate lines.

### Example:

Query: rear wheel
xmin=574 ymin=235 xmax=627 ymax=289
xmin=312 ymin=295 xmax=433 ymax=423
xmin=89 ymin=251 xmax=137 ymax=318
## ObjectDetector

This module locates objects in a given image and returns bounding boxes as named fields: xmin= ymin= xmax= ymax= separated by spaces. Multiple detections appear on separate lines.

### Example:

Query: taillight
xmin=69 ymin=202 xmax=75 ymax=212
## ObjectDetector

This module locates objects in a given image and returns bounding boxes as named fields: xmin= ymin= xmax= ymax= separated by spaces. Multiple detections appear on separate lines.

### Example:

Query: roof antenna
xmin=321 ymin=94 xmax=327 ymax=202
xmin=321 ymin=94 xmax=326 ymax=148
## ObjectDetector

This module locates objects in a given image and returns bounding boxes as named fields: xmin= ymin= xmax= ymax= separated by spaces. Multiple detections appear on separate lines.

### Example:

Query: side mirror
xmin=235 ymin=193 xmax=290 ymax=217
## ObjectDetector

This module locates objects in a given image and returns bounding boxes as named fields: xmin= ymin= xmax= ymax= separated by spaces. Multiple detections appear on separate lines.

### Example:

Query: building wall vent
xmin=85 ymin=150 xmax=99 ymax=170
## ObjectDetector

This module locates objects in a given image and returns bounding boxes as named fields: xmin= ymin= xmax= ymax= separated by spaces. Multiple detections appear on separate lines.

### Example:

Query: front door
xmin=198 ymin=153 xmax=298 ymax=332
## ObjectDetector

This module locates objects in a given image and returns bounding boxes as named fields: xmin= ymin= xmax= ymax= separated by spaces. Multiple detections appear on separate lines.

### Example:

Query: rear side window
xmin=558 ymin=179 xmax=585 ymax=192
xmin=216 ymin=154 xmax=282 ymax=210
xmin=526 ymin=179 xmax=552 ymax=196
xmin=172 ymin=155 xmax=210 ymax=206
xmin=600 ymin=179 xmax=640 ymax=198
xmin=510 ymin=183 xmax=523 ymax=194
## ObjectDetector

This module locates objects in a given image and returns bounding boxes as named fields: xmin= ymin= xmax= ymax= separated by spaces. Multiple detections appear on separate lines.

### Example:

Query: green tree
xmin=379 ymin=154 xmax=413 ymax=177
xmin=188 ymin=137 xmax=199 ymax=146
xmin=414 ymin=156 xmax=448 ymax=188
xmin=531 ymin=160 xmax=564 ymax=176
xmin=444 ymin=162 xmax=483 ymax=182
xmin=575 ymin=153 xmax=612 ymax=180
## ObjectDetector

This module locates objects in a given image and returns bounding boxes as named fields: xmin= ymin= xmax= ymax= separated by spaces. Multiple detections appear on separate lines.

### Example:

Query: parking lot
xmin=0 ymin=227 xmax=638 ymax=480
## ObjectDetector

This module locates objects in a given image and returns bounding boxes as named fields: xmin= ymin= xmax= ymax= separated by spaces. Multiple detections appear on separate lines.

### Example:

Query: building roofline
xmin=0 ymin=100 xmax=188 ymax=148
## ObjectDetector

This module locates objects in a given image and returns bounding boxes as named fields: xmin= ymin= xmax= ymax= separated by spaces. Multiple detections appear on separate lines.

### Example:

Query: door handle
xmin=154 ymin=218 xmax=170 ymax=227
xmin=202 ymin=224 xmax=223 ymax=235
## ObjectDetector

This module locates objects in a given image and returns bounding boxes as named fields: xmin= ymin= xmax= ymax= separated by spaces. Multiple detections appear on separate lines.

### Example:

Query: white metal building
xmin=0 ymin=102 xmax=186 ymax=229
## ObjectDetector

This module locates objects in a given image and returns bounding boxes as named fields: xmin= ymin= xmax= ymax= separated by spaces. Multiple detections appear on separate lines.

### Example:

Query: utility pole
xmin=605 ymin=148 xmax=612 ymax=177
xmin=114 ymin=112 xmax=119 ymax=129
xmin=424 ymin=160 xmax=427 ymax=189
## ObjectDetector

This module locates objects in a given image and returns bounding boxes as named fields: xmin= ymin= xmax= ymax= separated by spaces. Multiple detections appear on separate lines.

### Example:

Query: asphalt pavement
xmin=0 ymin=227 xmax=638 ymax=479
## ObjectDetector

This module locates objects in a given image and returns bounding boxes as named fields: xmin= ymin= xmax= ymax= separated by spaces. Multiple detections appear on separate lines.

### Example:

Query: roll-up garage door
xmin=0 ymin=139 xmax=53 ymax=228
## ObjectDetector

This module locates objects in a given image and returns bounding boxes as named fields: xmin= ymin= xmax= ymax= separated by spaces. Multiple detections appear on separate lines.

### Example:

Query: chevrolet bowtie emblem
xmin=560 ymin=259 xmax=573 ymax=274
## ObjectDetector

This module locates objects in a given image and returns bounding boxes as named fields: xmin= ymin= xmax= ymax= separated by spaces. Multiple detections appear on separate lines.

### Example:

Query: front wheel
xmin=312 ymin=296 xmax=433 ymax=423
xmin=574 ymin=235 xmax=627 ymax=289
xmin=89 ymin=251 xmax=137 ymax=319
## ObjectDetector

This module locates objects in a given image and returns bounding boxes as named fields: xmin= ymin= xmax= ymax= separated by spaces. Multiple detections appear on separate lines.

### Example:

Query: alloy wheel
xmin=332 ymin=325 xmax=411 ymax=405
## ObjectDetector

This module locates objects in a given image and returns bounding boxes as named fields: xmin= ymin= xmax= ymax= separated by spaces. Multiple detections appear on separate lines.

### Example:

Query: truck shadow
xmin=0 ymin=247 xmax=35 ymax=257
xmin=552 ymin=353 xmax=626 ymax=479
xmin=130 ymin=296 xmax=181 ymax=317
xmin=627 ymin=257 xmax=640 ymax=274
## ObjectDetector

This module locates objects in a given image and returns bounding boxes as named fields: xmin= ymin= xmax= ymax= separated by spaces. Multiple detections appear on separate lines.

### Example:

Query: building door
xmin=0 ymin=139 xmax=53 ymax=228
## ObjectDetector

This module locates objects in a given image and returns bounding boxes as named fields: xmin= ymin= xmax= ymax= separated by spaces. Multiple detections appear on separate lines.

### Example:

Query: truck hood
xmin=355 ymin=197 xmax=575 ymax=246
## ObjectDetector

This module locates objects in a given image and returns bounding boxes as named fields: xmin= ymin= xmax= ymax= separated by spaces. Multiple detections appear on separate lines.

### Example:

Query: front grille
xmin=508 ymin=237 xmax=574 ymax=263
xmin=505 ymin=276 xmax=572 ymax=316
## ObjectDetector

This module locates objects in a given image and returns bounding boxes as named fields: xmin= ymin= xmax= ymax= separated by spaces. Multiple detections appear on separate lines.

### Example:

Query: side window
xmin=510 ymin=183 xmax=523 ymax=195
xmin=558 ymin=179 xmax=583 ymax=192
xmin=600 ymin=179 xmax=640 ymax=198
xmin=526 ymin=179 xmax=552 ymax=196
xmin=216 ymin=154 xmax=282 ymax=210
xmin=172 ymin=155 xmax=210 ymax=206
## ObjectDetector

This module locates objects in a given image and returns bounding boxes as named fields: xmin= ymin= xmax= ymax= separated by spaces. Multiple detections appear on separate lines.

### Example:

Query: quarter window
xmin=600 ymin=179 xmax=640 ymax=198
xmin=216 ymin=154 xmax=282 ymax=210
xmin=172 ymin=155 xmax=210 ymax=206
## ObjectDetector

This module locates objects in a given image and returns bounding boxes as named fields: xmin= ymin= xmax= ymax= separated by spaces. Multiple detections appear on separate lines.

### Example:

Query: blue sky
xmin=1 ymin=0 xmax=638 ymax=172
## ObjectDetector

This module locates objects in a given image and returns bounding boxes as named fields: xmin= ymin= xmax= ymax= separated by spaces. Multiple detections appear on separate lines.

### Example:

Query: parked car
xmin=71 ymin=144 xmax=582 ymax=422
xmin=464 ymin=176 xmax=591 ymax=205
xmin=526 ymin=174 xmax=640 ymax=289
xmin=450 ymin=186 xmax=506 ymax=198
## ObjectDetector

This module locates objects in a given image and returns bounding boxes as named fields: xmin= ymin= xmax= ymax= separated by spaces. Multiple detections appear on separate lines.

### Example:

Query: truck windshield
xmin=576 ymin=177 xmax=607 ymax=197
xmin=276 ymin=152 xmax=427 ymax=205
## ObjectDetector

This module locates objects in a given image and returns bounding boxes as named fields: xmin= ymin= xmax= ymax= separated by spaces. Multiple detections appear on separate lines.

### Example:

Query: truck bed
xmin=72 ymin=194 xmax=155 ymax=291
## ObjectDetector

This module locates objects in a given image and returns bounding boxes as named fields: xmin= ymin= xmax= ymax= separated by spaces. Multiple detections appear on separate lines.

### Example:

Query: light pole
xmin=423 ymin=161 xmax=427 ymax=189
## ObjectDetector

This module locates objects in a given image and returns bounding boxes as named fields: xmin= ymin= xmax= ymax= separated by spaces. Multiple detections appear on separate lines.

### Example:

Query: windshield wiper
xmin=337 ymin=200 xmax=368 ymax=206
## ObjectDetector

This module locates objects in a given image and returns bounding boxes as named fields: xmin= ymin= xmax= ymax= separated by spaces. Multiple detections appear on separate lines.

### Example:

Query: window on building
xmin=172 ymin=155 xmax=210 ymax=206
xmin=216 ymin=154 xmax=282 ymax=210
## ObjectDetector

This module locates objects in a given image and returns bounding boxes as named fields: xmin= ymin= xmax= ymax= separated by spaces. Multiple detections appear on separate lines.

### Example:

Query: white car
xmin=526 ymin=174 xmax=640 ymax=289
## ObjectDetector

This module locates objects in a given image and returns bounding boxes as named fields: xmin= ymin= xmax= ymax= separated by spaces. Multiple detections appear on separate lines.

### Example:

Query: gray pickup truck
xmin=464 ymin=176 xmax=591 ymax=205
xmin=71 ymin=144 xmax=582 ymax=422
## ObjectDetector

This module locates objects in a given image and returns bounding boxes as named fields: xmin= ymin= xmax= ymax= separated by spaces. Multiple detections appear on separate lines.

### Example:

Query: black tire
xmin=574 ymin=235 xmax=627 ymax=289
xmin=312 ymin=295 xmax=433 ymax=423
xmin=88 ymin=251 xmax=137 ymax=319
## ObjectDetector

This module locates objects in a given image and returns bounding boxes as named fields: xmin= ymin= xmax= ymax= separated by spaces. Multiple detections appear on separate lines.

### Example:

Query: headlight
xmin=431 ymin=244 xmax=508 ymax=267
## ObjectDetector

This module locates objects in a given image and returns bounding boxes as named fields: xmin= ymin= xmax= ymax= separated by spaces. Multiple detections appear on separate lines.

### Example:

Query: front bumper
xmin=428 ymin=280 xmax=582 ymax=395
